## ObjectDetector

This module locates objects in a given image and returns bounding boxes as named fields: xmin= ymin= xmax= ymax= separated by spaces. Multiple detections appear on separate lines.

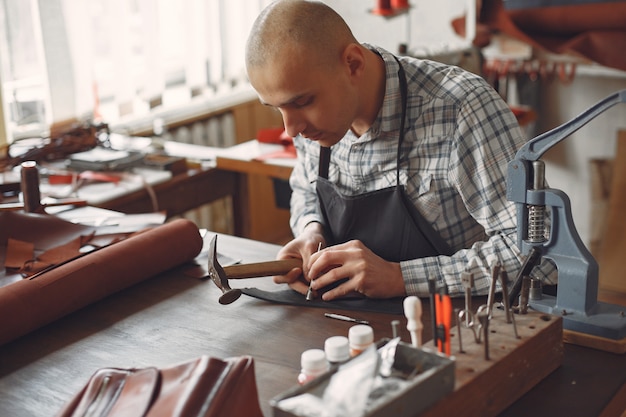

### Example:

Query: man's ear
xmin=342 ymin=43 xmax=365 ymax=78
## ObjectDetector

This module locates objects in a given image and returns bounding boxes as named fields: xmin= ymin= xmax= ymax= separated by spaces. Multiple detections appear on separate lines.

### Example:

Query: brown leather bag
xmin=55 ymin=355 xmax=264 ymax=417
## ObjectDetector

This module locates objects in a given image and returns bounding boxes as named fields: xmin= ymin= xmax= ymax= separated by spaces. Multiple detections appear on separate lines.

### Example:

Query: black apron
xmin=315 ymin=57 xmax=452 ymax=263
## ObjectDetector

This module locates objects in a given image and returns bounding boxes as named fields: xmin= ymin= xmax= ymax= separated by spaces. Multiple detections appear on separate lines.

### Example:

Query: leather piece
xmin=59 ymin=368 xmax=158 ymax=417
xmin=0 ymin=216 xmax=203 ymax=346
xmin=0 ymin=212 xmax=96 ymax=286
xmin=241 ymin=287 xmax=405 ymax=315
xmin=55 ymin=356 xmax=264 ymax=417
xmin=151 ymin=356 xmax=263 ymax=417
xmin=453 ymin=0 xmax=626 ymax=72
xmin=109 ymin=368 xmax=159 ymax=417
xmin=5 ymin=238 xmax=34 ymax=269
xmin=0 ymin=211 xmax=95 ymax=249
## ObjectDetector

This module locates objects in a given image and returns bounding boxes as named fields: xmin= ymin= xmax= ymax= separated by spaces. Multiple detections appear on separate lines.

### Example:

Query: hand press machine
xmin=507 ymin=89 xmax=626 ymax=353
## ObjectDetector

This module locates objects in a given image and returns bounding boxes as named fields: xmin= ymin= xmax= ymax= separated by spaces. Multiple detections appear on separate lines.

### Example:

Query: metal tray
xmin=270 ymin=340 xmax=455 ymax=417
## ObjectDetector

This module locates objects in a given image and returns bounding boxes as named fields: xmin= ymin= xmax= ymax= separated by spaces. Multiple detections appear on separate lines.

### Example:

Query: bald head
xmin=246 ymin=0 xmax=357 ymax=70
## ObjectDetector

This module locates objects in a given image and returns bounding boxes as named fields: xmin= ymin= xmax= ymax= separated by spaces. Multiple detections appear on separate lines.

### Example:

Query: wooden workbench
xmin=0 ymin=232 xmax=624 ymax=417
xmin=93 ymin=167 xmax=237 ymax=218
xmin=84 ymin=140 xmax=296 ymax=243
xmin=215 ymin=140 xmax=295 ymax=243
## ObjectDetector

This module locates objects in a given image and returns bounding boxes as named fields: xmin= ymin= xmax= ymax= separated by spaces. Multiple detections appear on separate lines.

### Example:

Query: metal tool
xmin=499 ymin=270 xmax=512 ymax=324
xmin=391 ymin=319 xmax=400 ymax=338
xmin=306 ymin=242 xmax=322 ymax=301
xmin=477 ymin=308 xmax=490 ymax=360
xmin=324 ymin=312 xmax=369 ymax=325
xmin=460 ymin=259 xmax=476 ymax=327
xmin=486 ymin=260 xmax=500 ymax=320
xmin=507 ymin=89 xmax=626 ymax=341
xmin=510 ymin=308 xmax=519 ymax=339
xmin=207 ymin=235 xmax=302 ymax=304
xmin=427 ymin=278 xmax=438 ymax=347
xmin=508 ymin=245 xmax=542 ymax=308
xmin=518 ymin=276 xmax=531 ymax=315
xmin=455 ymin=308 xmax=464 ymax=353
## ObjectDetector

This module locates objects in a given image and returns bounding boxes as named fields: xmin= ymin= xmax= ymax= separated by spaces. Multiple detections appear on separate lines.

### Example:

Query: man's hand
xmin=273 ymin=222 xmax=326 ymax=295
xmin=308 ymin=240 xmax=406 ymax=300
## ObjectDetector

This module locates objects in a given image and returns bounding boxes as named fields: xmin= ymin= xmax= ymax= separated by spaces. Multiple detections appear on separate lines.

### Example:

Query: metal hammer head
xmin=207 ymin=235 xmax=242 ymax=305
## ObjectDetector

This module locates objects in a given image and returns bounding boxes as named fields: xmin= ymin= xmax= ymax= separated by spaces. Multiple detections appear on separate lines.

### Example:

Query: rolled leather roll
xmin=0 ymin=217 xmax=203 ymax=346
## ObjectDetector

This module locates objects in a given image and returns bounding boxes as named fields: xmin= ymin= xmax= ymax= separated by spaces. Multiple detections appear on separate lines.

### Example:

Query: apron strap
xmin=395 ymin=57 xmax=408 ymax=187
xmin=319 ymin=145 xmax=331 ymax=179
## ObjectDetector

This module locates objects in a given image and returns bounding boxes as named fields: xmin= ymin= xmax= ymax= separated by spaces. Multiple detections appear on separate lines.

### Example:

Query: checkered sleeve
xmin=401 ymin=83 xmax=557 ymax=297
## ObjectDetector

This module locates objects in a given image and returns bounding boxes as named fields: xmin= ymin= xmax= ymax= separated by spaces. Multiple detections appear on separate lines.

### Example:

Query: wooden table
xmin=90 ymin=140 xmax=296 ymax=242
xmin=91 ymin=167 xmax=237 ymax=218
xmin=0 ymin=233 xmax=624 ymax=417
xmin=86 ymin=165 xmax=261 ymax=239
xmin=215 ymin=140 xmax=295 ymax=243
xmin=4 ymin=140 xmax=293 ymax=242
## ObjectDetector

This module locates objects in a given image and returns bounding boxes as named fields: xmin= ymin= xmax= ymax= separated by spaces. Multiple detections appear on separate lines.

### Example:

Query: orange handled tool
xmin=435 ymin=285 xmax=452 ymax=356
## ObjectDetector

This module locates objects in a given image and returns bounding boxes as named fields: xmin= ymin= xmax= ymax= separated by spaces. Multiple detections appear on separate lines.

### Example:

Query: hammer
xmin=207 ymin=235 xmax=302 ymax=304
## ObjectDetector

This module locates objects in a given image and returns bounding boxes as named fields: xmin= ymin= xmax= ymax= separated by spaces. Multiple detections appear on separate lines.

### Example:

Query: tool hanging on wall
xmin=506 ymin=89 xmax=626 ymax=353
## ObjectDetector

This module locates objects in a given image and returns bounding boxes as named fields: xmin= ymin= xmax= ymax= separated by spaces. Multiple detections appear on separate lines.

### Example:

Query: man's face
xmin=247 ymin=48 xmax=358 ymax=148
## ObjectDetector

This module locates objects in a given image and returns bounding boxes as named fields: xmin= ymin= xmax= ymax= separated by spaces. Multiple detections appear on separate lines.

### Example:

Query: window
xmin=0 ymin=0 xmax=51 ymax=141
xmin=0 ymin=0 xmax=270 ymax=144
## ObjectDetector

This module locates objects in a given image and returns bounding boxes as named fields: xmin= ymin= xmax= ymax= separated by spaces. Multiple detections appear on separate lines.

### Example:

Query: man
xmin=245 ymin=0 xmax=555 ymax=301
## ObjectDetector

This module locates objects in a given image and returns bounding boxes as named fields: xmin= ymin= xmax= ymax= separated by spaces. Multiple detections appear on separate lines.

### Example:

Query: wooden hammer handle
xmin=223 ymin=258 xmax=302 ymax=279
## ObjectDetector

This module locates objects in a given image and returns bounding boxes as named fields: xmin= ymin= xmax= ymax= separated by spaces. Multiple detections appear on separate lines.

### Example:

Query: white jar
xmin=297 ymin=349 xmax=329 ymax=385
xmin=348 ymin=324 xmax=374 ymax=357
xmin=324 ymin=336 xmax=350 ymax=365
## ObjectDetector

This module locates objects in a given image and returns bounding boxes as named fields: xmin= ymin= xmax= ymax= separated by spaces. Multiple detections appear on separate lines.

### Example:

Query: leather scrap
xmin=5 ymin=238 xmax=34 ymax=269
xmin=0 ymin=215 xmax=203 ymax=346
xmin=241 ymin=288 xmax=404 ymax=315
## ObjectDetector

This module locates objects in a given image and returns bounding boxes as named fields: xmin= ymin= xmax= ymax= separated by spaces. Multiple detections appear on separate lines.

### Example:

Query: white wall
xmin=538 ymin=75 xmax=626 ymax=247
xmin=325 ymin=0 xmax=471 ymax=55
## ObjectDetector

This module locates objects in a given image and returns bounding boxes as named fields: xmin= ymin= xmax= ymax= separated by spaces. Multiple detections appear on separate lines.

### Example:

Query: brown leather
xmin=451 ymin=0 xmax=626 ymax=72
xmin=55 ymin=356 xmax=264 ymax=417
xmin=0 ymin=213 xmax=203 ymax=346
xmin=56 ymin=367 xmax=158 ymax=417
xmin=0 ymin=124 xmax=103 ymax=171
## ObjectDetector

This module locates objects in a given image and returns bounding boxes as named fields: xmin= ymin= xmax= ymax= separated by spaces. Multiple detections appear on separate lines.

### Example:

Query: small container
xmin=324 ymin=336 xmax=350 ymax=365
xmin=271 ymin=340 xmax=456 ymax=417
xmin=348 ymin=324 xmax=374 ymax=357
xmin=297 ymin=349 xmax=329 ymax=385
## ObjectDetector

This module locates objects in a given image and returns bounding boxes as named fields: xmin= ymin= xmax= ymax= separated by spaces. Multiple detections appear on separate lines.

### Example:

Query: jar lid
xmin=324 ymin=336 xmax=350 ymax=362
xmin=300 ymin=349 xmax=328 ymax=371
xmin=348 ymin=324 xmax=374 ymax=345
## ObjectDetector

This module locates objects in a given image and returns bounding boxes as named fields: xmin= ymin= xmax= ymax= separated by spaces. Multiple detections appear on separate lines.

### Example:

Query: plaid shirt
xmin=289 ymin=45 xmax=556 ymax=297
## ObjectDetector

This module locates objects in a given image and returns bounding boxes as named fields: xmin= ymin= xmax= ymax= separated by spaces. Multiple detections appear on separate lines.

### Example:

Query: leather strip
xmin=241 ymin=287 xmax=404 ymax=315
